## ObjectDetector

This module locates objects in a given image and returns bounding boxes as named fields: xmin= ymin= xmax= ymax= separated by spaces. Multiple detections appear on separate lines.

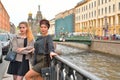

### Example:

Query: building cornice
xmin=75 ymin=0 xmax=90 ymax=8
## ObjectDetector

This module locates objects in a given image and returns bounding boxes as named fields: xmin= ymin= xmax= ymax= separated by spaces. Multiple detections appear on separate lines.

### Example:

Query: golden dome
xmin=28 ymin=12 xmax=32 ymax=16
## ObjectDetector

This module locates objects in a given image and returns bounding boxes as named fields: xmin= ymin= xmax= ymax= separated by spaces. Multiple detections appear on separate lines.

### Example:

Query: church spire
xmin=36 ymin=5 xmax=42 ymax=22
xmin=38 ymin=5 xmax=40 ymax=11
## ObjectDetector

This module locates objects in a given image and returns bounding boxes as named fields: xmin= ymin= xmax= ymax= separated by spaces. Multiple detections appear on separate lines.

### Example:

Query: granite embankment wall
xmin=90 ymin=40 xmax=120 ymax=56
xmin=56 ymin=40 xmax=120 ymax=57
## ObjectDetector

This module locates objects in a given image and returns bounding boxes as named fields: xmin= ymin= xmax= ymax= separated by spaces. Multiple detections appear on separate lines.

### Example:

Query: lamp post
xmin=104 ymin=16 xmax=108 ymax=37
xmin=82 ymin=26 xmax=84 ymax=34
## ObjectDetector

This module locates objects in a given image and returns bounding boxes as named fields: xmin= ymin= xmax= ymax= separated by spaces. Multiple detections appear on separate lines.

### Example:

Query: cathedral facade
xmin=27 ymin=5 xmax=43 ymax=36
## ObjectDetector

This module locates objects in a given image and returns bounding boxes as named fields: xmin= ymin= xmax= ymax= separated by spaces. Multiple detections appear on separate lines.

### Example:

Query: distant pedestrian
xmin=25 ymin=19 xmax=57 ymax=80
xmin=7 ymin=21 xmax=34 ymax=80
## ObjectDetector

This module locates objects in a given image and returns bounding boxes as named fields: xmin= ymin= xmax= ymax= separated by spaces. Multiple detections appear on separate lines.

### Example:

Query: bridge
xmin=53 ymin=36 xmax=92 ymax=46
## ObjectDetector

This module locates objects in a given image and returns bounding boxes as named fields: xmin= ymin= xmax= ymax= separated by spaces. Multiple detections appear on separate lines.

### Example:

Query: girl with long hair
xmin=7 ymin=21 xmax=34 ymax=80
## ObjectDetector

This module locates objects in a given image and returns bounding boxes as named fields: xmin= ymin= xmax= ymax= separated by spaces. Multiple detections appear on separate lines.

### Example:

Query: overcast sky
xmin=1 ymin=0 xmax=81 ymax=26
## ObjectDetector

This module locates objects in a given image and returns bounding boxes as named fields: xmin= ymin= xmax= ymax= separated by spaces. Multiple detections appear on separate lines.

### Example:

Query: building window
xmin=102 ymin=8 xmax=103 ymax=15
xmin=86 ymin=13 xmax=88 ymax=19
xmin=94 ymin=1 xmax=96 ymax=7
xmin=102 ymin=0 xmax=103 ymax=4
xmin=89 ymin=3 xmax=90 ymax=9
xmin=79 ymin=8 xmax=80 ymax=13
xmin=92 ymin=2 xmax=93 ymax=8
xmin=92 ymin=11 xmax=93 ymax=17
xmin=113 ymin=4 xmax=115 ymax=12
xmin=94 ymin=10 xmax=96 ymax=17
xmin=105 ymin=0 xmax=107 ymax=3
xmin=82 ymin=15 xmax=83 ymax=20
xmin=105 ymin=7 xmax=107 ymax=14
xmin=109 ymin=6 xmax=111 ymax=13
xmin=84 ymin=14 xmax=85 ymax=19
xmin=84 ymin=6 xmax=85 ymax=11
xmin=119 ymin=2 xmax=120 ymax=10
xmin=98 ymin=9 xmax=100 ymax=15
xmin=98 ymin=0 xmax=100 ymax=5
xmin=79 ymin=16 xmax=80 ymax=21
xmin=86 ymin=5 xmax=87 ymax=10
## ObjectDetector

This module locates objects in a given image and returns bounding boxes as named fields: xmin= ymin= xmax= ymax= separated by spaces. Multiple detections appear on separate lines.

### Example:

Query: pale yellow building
xmin=55 ymin=9 xmax=74 ymax=19
xmin=75 ymin=0 xmax=120 ymax=36
xmin=49 ymin=18 xmax=55 ymax=35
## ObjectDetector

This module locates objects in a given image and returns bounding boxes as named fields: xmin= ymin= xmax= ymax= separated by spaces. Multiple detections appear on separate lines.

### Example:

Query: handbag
xmin=40 ymin=57 xmax=54 ymax=78
xmin=4 ymin=50 xmax=16 ymax=62
xmin=4 ymin=37 xmax=17 ymax=62
xmin=41 ymin=66 xmax=52 ymax=77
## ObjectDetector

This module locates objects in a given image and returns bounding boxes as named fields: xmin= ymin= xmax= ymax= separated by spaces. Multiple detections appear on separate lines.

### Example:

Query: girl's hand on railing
xmin=50 ymin=52 xmax=58 ymax=59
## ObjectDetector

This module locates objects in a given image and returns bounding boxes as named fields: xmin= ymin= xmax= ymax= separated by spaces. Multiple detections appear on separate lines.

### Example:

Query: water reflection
xmin=56 ymin=44 xmax=120 ymax=80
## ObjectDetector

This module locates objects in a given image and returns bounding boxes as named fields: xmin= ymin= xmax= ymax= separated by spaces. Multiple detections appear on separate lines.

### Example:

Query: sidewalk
xmin=2 ymin=66 xmax=13 ymax=80
xmin=2 ymin=69 xmax=25 ymax=80
xmin=2 ymin=62 xmax=30 ymax=80
xmin=2 ymin=61 xmax=33 ymax=80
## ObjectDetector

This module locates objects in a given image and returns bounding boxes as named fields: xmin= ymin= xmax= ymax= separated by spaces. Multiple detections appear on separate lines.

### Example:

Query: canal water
xmin=56 ymin=44 xmax=120 ymax=80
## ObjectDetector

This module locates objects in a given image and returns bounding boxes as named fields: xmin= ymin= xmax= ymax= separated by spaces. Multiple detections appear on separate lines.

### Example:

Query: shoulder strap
xmin=8 ymin=40 xmax=12 ymax=51
xmin=44 ymin=37 xmax=47 ymax=50
xmin=10 ymin=36 xmax=18 ymax=51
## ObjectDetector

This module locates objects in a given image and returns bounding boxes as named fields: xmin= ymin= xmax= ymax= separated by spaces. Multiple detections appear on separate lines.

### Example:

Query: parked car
xmin=0 ymin=33 xmax=11 ymax=55
xmin=0 ymin=41 xmax=3 ymax=63
xmin=115 ymin=34 xmax=120 ymax=40
xmin=59 ymin=37 xmax=65 ymax=42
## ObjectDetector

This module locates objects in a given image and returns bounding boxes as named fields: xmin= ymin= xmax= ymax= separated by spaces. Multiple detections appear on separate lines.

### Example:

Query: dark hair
xmin=39 ymin=19 xmax=50 ymax=29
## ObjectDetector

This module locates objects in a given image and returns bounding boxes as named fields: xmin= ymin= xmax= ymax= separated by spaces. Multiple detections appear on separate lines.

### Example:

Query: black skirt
xmin=7 ymin=60 xmax=29 ymax=76
xmin=7 ymin=38 xmax=29 ymax=76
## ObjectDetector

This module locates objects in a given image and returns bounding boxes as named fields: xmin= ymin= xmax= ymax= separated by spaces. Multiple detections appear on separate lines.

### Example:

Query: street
xmin=0 ymin=56 xmax=10 ymax=80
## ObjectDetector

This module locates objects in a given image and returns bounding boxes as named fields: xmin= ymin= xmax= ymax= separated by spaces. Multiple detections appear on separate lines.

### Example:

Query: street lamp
xmin=60 ymin=27 xmax=64 ymax=37
xmin=82 ymin=26 xmax=84 ymax=34
xmin=104 ymin=16 xmax=108 ymax=37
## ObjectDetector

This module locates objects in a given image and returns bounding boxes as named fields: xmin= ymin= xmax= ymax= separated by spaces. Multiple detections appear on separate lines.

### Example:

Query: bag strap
xmin=8 ymin=40 xmax=13 ymax=51
xmin=10 ymin=36 xmax=18 ymax=51
xmin=42 ymin=37 xmax=51 ymax=67
xmin=43 ymin=37 xmax=47 ymax=67
xmin=44 ymin=37 xmax=47 ymax=53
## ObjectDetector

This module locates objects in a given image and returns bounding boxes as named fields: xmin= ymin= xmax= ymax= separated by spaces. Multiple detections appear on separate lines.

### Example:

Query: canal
xmin=56 ymin=44 xmax=120 ymax=80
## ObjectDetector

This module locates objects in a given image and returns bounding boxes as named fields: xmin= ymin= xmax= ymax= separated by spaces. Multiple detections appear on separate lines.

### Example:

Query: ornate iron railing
xmin=44 ymin=55 xmax=102 ymax=80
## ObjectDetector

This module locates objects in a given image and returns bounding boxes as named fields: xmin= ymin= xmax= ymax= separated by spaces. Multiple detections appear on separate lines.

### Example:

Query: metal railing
xmin=45 ymin=55 xmax=102 ymax=80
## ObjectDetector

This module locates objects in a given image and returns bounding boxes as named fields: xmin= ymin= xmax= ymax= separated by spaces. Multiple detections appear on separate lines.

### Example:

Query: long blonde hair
xmin=19 ymin=21 xmax=34 ymax=42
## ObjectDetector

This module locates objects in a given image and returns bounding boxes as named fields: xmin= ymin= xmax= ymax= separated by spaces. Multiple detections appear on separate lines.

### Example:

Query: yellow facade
xmin=55 ymin=9 xmax=74 ymax=19
xmin=49 ymin=18 xmax=55 ymax=35
xmin=75 ymin=0 xmax=120 ymax=36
